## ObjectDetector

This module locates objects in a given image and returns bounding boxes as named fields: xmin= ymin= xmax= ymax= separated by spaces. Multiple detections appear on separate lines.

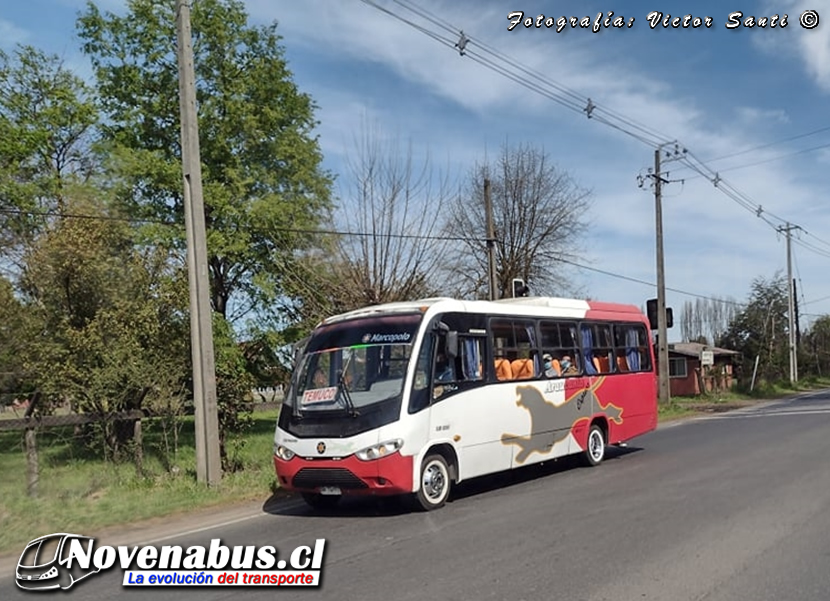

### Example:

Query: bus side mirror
xmin=445 ymin=331 xmax=458 ymax=359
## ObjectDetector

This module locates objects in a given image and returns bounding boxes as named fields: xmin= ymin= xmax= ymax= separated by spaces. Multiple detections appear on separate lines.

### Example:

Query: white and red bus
xmin=273 ymin=296 xmax=657 ymax=511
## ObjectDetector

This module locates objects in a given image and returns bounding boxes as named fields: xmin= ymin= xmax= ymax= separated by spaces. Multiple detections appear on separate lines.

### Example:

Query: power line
xmin=0 ymin=207 xmax=482 ymax=242
xmin=358 ymin=0 xmax=830 ymax=265
xmin=692 ymin=124 xmax=830 ymax=165
xmin=677 ymin=140 xmax=830 ymax=181
xmin=804 ymin=293 xmax=830 ymax=306
xmin=361 ymin=0 xmax=673 ymax=148
xmin=3 ymin=203 xmax=758 ymax=309
xmin=556 ymin=257 xmax=747 ymax=308
xmin=0 ymin=206 xmax=162 ymax=224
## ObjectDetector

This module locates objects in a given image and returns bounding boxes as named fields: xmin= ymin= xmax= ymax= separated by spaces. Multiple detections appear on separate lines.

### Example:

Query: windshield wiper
xmin=337 ymin=350 xmax=359 ymax=417
xmin=337 ymin=372 xmax=359 ymax=417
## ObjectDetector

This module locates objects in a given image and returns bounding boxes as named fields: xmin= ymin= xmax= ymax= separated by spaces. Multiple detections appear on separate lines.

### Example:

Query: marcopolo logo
xmin=361 ymin=332 xmax=412 ymax=344
xmin=16 ymin=533 xmax=327 ymax=591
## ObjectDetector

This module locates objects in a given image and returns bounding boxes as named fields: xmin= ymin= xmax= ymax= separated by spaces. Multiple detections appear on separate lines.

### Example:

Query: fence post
xmin=25 ymin=426 xmax=39 ymax=497
xmin=133 ymin=417 xmax=143 ymax=476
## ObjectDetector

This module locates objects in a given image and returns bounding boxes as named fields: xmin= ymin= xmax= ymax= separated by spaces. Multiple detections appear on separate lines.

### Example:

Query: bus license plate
xmin=320 ymin=486 xmax=341 ymax=495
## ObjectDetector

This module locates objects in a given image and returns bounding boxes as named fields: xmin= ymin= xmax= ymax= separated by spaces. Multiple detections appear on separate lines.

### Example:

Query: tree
xmin=719 ymin=274 xmax=789 ymax=384
xmin=444 ymin=143 xmax=591 ymax=299
xmin=0 ymin=276 xmax=41 ymax=407
xmin=802 ymin=315 xmax=830 ymax=377
xmin=19 ymin=193 xmax=190 ymax=460
xmin=0 ymin=45 xmax=98 ymax=260
xmin=282 ymin=128 xmax=453 ymax=329
xmin=679 ymin=296 xmax=740 ymax=345
xmin=77 ymin=0 xmax=333 ymax=322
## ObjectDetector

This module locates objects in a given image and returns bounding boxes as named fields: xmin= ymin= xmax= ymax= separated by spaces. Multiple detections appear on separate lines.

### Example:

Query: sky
xmin=3 ymin=0 xmax=830 ymax=341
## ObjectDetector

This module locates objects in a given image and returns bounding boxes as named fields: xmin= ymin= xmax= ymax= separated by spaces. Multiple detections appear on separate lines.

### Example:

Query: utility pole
xmin=778 ymin=223 xmax=800 ymax=383
xmin=176 ymin=0 xmax=221 ymax=486
xmin=794 ymin=278 xmax=800 ymax=349
xmin=653 ymin=148 xmax=670 ymax=404
xmin=484 ymin=178 xmax=497 ymax=300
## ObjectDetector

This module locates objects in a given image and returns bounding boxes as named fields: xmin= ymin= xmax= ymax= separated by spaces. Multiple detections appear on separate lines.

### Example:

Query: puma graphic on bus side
xmin=501 ymin=378 xmax=623 ymax=464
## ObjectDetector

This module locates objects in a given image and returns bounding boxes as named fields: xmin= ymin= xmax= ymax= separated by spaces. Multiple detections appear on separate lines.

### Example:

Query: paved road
xmin=7 ymin=391 xmax=830 ymax=600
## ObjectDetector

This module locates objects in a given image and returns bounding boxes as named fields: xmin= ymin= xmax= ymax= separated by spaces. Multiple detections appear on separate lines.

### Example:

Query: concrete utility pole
xmin=484 ymin=178 xmax=497 ymax=300
xmin=176 ymin=0 xmax=221 ymax=485
xmin=778 ymin=223 xmax=800 ymax=383
xmin=653 ymin=147 xmax=670 ymax=404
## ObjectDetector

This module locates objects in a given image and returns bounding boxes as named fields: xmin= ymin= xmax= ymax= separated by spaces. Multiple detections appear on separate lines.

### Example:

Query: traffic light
xmin=646 ymin=298 xmax=673 ymax=330
xmin=512 ymin=278 xmax=529 ymax=298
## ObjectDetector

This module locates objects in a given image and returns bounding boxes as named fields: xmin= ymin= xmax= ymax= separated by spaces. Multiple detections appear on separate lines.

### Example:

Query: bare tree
xmin=679 ymin=297 xmax=741 ymax=345
xmin=282 ymin=125 xmax=456 ymax=327
xmin=444 ymin=143 xmax=591 ymax=299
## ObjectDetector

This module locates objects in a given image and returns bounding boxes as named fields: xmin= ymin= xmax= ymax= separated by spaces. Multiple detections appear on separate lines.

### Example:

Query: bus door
xmin=430 ymin=327 xmax=513 ymax=480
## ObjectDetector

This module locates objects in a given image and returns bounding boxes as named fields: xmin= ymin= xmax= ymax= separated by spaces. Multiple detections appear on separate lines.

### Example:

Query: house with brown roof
xmin=665 ymin=342 xmax=741 ymax=396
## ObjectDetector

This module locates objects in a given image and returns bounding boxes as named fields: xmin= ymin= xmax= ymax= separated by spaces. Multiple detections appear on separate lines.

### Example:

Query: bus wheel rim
xmin=589 ymin=429 xmax=604 ymax=461
xmin=423 ymin=462 xmax=446 ymax=501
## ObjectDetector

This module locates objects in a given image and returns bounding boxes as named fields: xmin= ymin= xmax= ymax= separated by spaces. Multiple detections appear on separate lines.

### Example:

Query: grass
xmin=658 ymin=376 xmax=830 ymax=422
xmin=0 ymin=411 xmax=280 ymax=557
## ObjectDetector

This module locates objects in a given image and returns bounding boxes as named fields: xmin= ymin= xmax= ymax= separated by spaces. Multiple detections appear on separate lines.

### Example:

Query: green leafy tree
xmin=0 ymin=45 xmax=98 ymax=258
xmin=802 ymin=315 xmax=830 ymax=377
xmin=0 ymin=277 xmax=42 ymax=407
xmin=719 ymin=274 xmax=789 ymax=384
xmin=77 ymin=0 xmax=333 ymax=322
xmin=20 ymin=193 xmax=190 ymax=460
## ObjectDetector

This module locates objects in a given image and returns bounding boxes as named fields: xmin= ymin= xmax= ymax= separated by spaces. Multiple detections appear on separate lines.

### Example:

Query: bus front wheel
xmin=584 ymin=424 xmax=606 ymax=467
xmin=414 ymin=454 xmax=451 ymax=510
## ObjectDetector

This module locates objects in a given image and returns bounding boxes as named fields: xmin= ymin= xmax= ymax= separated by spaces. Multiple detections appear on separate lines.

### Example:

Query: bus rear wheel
xmin=584 ymin=424 xmax=606 ymax=467
xmin=414 ymin=454 xmax=451 ymax=511
xmin=301 ymin=492 xmax=341 ymax=510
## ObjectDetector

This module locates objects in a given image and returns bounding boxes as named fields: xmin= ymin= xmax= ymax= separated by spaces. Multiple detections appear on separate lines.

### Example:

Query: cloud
xmin=0 ymin=19 xmax=30 ymax=49
xmin=735 ymin=107 xmax=790 ymax=125
xmin=246 ymin=0 xmax=830 ymax=320
xmin=758 ymin=0 xmax=830 ymax=92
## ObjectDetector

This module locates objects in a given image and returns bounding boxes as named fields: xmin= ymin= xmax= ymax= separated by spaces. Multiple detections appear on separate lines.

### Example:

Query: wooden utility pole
xmin=778 ymin=223 xmax=800 ymax=383
xmin=175 ymin=0 xmax=221 ymax=486
xmin=654 ymin=148 xmax=670 ymax=404
xmin=484 ymin=178 xmax=497 ymax=300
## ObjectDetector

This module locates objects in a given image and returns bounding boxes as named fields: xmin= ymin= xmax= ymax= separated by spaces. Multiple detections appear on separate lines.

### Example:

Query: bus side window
xmin=459 ymin=336 xmax=484 ymax=382
xmin=614 ymin=323 xmax=651 ymax=372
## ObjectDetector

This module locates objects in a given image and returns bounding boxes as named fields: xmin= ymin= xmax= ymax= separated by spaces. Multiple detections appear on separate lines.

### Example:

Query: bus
xmin=273 ymin=296 xmax=657 ymax=511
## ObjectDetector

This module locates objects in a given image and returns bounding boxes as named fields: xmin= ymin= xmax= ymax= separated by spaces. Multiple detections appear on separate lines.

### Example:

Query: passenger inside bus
xmin=494 ymin=351 xmax=513 ymax=381
xmin=510 ymin=357 xmax=535 ymax=379
xmin=435 ymin=353 xmax=455 ymax=382
xmin=560 ymin=355 xmax=579 ymax=376
xmin=543 ymin=353 xmax=560 ymax=377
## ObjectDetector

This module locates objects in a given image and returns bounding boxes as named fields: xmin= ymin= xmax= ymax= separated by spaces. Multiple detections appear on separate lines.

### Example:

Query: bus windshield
xmin=288 ymin=313 xmax=423 ymax=415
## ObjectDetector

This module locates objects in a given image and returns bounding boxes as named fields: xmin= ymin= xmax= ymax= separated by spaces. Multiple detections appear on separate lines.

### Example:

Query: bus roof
xmin=319 ymin=296 xmax=645 ymax=326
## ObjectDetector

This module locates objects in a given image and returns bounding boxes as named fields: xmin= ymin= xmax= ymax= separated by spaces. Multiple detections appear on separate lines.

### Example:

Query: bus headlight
xmin=356 ymin=439 xmax=403 ymax=461
xmin=274 ymin=444 xmax=296 ymax=461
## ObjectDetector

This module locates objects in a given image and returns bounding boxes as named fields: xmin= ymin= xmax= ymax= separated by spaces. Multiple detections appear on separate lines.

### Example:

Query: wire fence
xmin=0 ymin=400 xmax=282 ymax=498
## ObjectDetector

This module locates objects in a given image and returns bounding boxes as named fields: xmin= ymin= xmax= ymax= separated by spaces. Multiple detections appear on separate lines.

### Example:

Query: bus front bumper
xmin=274 ymin=452 xmax=414 ymax=496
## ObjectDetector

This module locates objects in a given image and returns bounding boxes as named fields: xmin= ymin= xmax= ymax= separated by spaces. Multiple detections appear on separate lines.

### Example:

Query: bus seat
xmin=511 ymin=358 xmax=534 ymax=380
xmin=495 ymin=358 xmax=514 ymax=381
xmin=595 ymin=356 xmax=610 ymax=373
xmin=550 ymin=358 xmax=561 ymax=376
xmin=616 ymin=356 xmax=629 ymax=372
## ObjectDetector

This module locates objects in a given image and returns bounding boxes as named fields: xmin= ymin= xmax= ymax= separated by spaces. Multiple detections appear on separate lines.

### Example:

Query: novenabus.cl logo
xmin=16 ymin=533 xmax=326 ymax=591
xmin=16 ymin=533 xmax=100 ymax=591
